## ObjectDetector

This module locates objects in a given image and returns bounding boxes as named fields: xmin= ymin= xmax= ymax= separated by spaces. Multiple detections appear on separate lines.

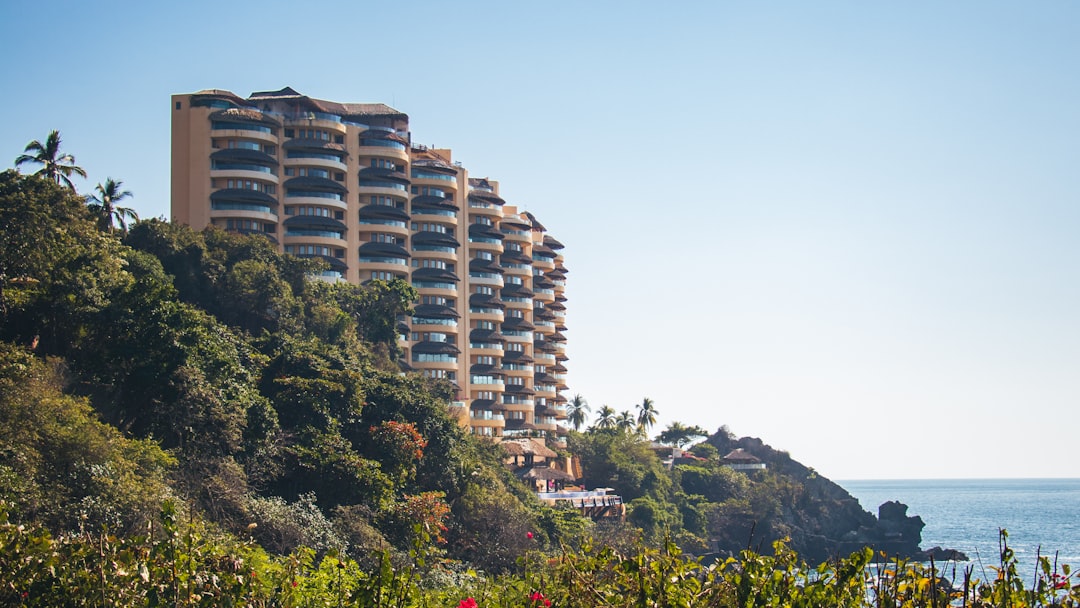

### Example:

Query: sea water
xmin=840 ymin=479 xmax=1080 ymax=578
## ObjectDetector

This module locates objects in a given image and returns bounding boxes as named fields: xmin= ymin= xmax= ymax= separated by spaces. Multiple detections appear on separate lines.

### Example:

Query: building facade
xmin=171 ymin=87 xmax=569 ymax=443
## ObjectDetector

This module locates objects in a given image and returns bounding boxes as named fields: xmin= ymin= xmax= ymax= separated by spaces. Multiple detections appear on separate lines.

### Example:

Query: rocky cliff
xmin=700 ymin=432 xmax=962 ymax=563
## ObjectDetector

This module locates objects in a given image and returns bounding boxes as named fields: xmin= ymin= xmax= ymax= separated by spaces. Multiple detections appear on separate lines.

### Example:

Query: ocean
xmin=840 ymin=479 xmax=1080 ymax=578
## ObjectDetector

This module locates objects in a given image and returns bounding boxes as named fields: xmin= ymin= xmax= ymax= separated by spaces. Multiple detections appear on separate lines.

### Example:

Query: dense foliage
xmin=0 ymin=170 xmax=576 ymax=574
xmin=3 ymin=505 xmax=1077 ymax=607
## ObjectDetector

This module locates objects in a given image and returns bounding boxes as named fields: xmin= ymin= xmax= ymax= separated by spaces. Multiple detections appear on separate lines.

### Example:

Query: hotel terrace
xmin=171 ymin=87 xmax=570 ymax=445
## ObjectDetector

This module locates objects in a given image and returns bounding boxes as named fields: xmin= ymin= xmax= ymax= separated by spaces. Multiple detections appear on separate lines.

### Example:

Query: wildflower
xmin=530 ymin=591 xmax=551 ymax=607
xmin=458 ymin=598 xmax=478 ymax=608
xmin=291 ymin=580 xmax=298 ymax=588
xmin=527 ymin=531 xmax=534 ymax=539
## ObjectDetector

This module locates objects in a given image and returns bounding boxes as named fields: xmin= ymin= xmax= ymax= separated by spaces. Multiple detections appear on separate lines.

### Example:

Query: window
xmin=175 ymin=101 xmax=181 ymax=110
xmin=371 ymin=271 xmax=398 ymax=281
xmin=371 ymin=195 xmax=404 ymax=208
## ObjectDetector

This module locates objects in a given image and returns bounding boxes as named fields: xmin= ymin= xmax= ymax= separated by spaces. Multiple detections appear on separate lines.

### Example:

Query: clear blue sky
xmin=2 ymin=1 xmax=1078 ymax=480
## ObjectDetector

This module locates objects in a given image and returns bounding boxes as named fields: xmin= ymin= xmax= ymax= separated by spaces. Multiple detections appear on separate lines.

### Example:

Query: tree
xmin=13 ymin=130 xmax=86 ymax=190
xmin=86 ymin=177 xmax=137 ymax=231
xmin=616 ymin=410 xmax=636 ymax=434
xmin=658 ymin=421 xmax=709 ymax=448
xmin=593 ymin=405 xmax=617 ymax=431
xmin=637 ymin=397 xmax=659 ymax=434
xmin=567 ymin=393 xmax=590 ymax=431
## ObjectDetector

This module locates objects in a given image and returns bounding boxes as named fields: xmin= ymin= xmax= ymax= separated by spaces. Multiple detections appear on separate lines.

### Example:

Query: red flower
xmin=458 ymin=598 xmax=478 ymax=608
xmin=527 ymin=531 xmax=534 ymax=539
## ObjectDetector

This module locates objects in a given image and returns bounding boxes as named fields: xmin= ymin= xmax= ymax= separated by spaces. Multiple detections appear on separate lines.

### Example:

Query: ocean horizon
xmin=839 ymin=478 xmax=1080 ymax=578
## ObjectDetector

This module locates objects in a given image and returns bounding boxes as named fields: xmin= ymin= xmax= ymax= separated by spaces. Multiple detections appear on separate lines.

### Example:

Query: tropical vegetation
xmin=3 ymin=134 xmax=1078 ymax=605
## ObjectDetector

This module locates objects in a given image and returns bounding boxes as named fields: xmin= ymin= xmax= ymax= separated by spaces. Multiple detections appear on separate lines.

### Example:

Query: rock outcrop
xmin=701 ymin=431 xmax=964 ymax=563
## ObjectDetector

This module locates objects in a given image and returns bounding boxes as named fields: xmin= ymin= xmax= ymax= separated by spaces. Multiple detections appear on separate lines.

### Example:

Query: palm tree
xmin=14 ymin=130 xmax=87 ymax=190
xmin=566 ymin=393 xmax=590 ymax=431
xmin=616 ymin=410 xmax=636 ymax=434
xmin=86 ymin=178 xmax=137 ymax=231
xmin=593 ymin=405 xmax=617 ymax=431
xmin=636 ymin=397 xmax=659 ymax=434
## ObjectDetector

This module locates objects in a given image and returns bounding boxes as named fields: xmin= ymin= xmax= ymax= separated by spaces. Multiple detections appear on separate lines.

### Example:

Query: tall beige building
xmin=171 ymin=87 xmax=569 ymax=444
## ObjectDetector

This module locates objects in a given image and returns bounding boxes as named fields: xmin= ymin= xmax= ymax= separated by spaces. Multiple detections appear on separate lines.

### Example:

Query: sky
xmin=1 ymin=1 xmax=1078 ymax=481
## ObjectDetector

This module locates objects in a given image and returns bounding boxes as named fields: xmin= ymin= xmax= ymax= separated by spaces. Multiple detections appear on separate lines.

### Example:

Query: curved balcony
xmin=283 ymin=140 xmax=347 ymax=169
xmin=210 ymin=188 xmax=278 ymax=217
xmin=467 ymin=222 xmax=504 ymax=243
xmin=412 ymin=230 xmax=460 ymax=251
xmin=210 ymin=167 xmax=279 ymax=185
xmin=501 ymin=228 xmax=531 ymax=244
xmin=468 ymin=190 xmax=505 ymax=206
xmin=411 ymin=161 xmax=459 ymax=187
xmin=358 ymin=241 xmax=410 ymax=267
xmin=282 ymin=218 xmax=345 ymax=246
xmin=468 ymin=201 xmax=505 ymax=220
xmin=469 ymin=292 xmax=505 ymax=310
xmin=283 ymin=214 xmax=345 ymax=232
xmin=209 ymin=207 xmax=278 ymax=225
xmin=467 ymin=241 xmax=504 ymax=257
xmin=358 ymin=131 xmax=409 ymax=161
xmin=470 ymin=363 xmax=506 ymax=378
xmin=210 ymin=107 xmax=279 ymax=129
xmin=357 ymin=204 xmax=409 ymax=236
xmin=358 ymin=167 xmax=409 ymax=195
xmin=469 ymin=257 xmax=504 ymax=275
xmin=501 ymin=331 xmax=531 ymax=345
xmin=284 ymin=174 xmax=346 ymax=195
xmin=501 ymin=283 xmax=534 ymax=300
xmin=411 ymin=339 xmax=460 ymax=357
xmin=469 ymin=413 xmax=506 ymax=429
xmin=358 ymin=201 xmax=409 ymax=222
xmin=411 ymin=303 xmax=460 ymax=328
xmin=502 ymin=350 xmax=535 ymax=366
xmin=468 ymin=308 xmax=504 ymax=323
xmin=470 ymin=328 xmax=505 ymax=345
xmin=412 ymin=266 xmax=460 ymax=285
xmin=410 ymin=194 xmax=459 ymax=220
xmin=469 ymin=341 xmax=504 ymax=356
xmin=503 ymin=384 xmax=536 ymax=401
xmin=501 ymin=316 xmax=535 ymax=333
xmin=283 ymin=156 xmax=347 ymax=173
xmin=501 ymin=364 xmax=533 ymax=382
xmin=501 ymin=297 xmax=533 ymax=313
xmin=283 ymin=113 xmax=347 ymax=135
xmin=211 ymin=147 xmax=278 ymax=170
xmin=533 ymin=288 xmax=555 ymax=304
xmin=468 ymin=274 xmax=504 ymax=288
